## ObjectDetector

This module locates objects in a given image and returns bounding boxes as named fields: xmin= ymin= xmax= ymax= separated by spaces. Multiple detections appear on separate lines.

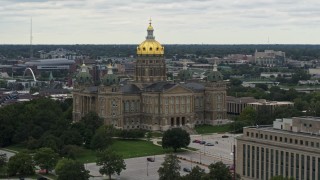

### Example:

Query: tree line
xmin=1 ymin=44 xmax=320 ymax=60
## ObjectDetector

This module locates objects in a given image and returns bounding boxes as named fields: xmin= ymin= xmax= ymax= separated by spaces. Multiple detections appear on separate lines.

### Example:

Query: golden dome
xmin=137 ymin=40 xmax=164 ymax=55
xmin=137 ymin=20 xmax=164 ymax=56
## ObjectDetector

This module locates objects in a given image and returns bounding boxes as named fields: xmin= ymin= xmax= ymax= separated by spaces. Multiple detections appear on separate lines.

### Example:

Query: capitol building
xmin=72 ymin=21 xmax=227 ymax=131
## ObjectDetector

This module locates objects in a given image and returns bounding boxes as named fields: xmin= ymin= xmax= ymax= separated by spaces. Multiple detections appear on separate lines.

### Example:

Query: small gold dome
xmin=137 ymin=40 xmax=164 ymax=55
xmin=147 ymin=24 xmax=154 ymax=31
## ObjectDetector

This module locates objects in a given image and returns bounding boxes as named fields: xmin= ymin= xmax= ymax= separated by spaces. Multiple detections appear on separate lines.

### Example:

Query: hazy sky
xmin=0 ymin=0 xmax=320 ymax=44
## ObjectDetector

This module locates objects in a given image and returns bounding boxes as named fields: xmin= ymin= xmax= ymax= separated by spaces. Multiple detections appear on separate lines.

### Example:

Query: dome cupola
xmin=75 ymin=62 xmax=93 ymax=85
xmin=102 ymin=64 xmax=119 ymax=86
xmin=206 ymin=61 xmax=223 ymax=82
xmin=137 ymin=19 xmax=164 ymax=56
xmin=178 ymin=60 xmax=193 ymax=81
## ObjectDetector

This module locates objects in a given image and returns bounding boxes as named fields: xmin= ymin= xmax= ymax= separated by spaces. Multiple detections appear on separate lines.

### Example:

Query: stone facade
xmin=72 ymin=22 xmax=227 ymax=131
xmin=237 ymin=117 xmax=320 ymax=180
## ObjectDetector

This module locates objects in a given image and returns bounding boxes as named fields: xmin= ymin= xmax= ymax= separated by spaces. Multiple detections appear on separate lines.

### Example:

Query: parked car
xmin=215 ymin=141 xmax=219 ymax=144
xmin=192 ymin=140 xmax=201 ymax=143
xmin=147 ymin=157 xmax=155 ymax=162
xmin=183 ymin=167 xmax=191 ymax=172
xmin=205 ymin=143 xmax=214 ymax=146
xmin=222 ymin=135 xmax=229 ymax=138
xmin=199 ymin=141 xmax=206 ymax=145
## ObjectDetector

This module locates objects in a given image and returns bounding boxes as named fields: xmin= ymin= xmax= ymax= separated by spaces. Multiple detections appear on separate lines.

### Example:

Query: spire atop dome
xmin=107 ymin=63 xmax=113 ymax=75
xmin=213 ymin=60 xmax=218 ymax=72
xmin=146 ymin=18 xmax=155 ymax=40
xmin=183 ymin=60 xmax=188 ymax=70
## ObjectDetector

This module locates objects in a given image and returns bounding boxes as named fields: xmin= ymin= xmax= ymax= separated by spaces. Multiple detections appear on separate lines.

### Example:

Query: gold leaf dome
xmin=137 ymin=20 xmax=164 ymax=56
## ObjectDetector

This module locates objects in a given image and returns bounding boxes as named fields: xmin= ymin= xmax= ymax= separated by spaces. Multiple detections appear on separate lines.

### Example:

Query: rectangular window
xmin=318 ymin=158 xmax=320 ymax=180
xmin=261 ymin=148 xmax=264 ymax=180
xmin=276 ymin=150 xmax=279 ymax=176
xmin=306 ymin=141 xmax=309 ymax=146
xmin=175 ymin=97 xmax=179 ymax=104
xmin=247 ymin=145 xmax=251 ymax=176
xmin=290 ymin=153 xmax=294 ymax=178
xmin=281 ymin=151 xmax=284 ymax=175
xmin=271 ymin=149 xmax=274 ymax=177
xmin=266 ymin=148 xmax=269 ymax=180
xmin=307 ymin=156 xmax=310 ymax=180
xmin=252 ymin=146 xmax=255 ymax=178
xmin=312 ymin=157 xmax=315 ymax=180
xmin=311 ymin=142 xmax=314 ymax=147
xmin=296 ymin=154 xmax=300 ymax=179
xmin=285 ymin=152 xmax=289 ymax=177
xmin=285 ymin=138 xmax=287 ymax=143
xmin=243 ymin=144 xmax=246 ymax=176
xmin=187 ymin=96 xmax=190 ymax=103
xmin=301 ymin=155 xmax=305 ymax=180
xmin=256 ymin=147 xmax=260 ymax=179
xmin=265 ymin=135 xmax=268 ymax=139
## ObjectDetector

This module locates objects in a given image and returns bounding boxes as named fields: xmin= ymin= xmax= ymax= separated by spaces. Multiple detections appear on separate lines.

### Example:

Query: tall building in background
xmin=72 ymin=21 xmax=227 ymax=131
xmin=237 ymin=116 xmax=320 ymax=180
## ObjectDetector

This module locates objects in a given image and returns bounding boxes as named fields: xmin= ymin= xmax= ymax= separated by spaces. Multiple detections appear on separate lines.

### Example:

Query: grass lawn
xmin=195 ymin=124 xmax=231 ymax=134
xmin=5 ymin=139 xmax=174 ymax=164
xmin=110 ymin=139 xmax=166 ymax=159
xmin=4 ymin=144 xmax=31 ymax=153
xmin=75 ymin=139 xmax=168 ymax=163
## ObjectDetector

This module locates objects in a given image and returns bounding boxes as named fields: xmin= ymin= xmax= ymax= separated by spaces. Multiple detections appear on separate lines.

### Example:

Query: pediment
xmin=163 ymin=84 xmax=193 ymax=94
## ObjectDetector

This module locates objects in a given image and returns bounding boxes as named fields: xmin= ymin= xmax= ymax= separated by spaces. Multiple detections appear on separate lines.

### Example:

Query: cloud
xmin=0 ymin=0 xmax=319 ymax=44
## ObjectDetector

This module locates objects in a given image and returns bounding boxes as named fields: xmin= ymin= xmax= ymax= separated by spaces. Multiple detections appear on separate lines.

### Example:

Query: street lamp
xmin=146 ymin=160 xmax=149 ymax=176
xmin=231 ymin=145 xmax=236 ymax=180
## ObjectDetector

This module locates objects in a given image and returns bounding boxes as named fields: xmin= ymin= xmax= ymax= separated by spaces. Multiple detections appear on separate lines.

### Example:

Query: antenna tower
xmin=30 ymin=18 xmax=33 ymax=59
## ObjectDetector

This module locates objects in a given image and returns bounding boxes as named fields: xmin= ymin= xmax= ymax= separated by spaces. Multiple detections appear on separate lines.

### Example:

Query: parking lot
xmin=87 ymin=154 xmax=209 ymax=180
xmin=87 ymin=133 xmax=238 ymax=179
xmin=188 ymin=133 xmax=237 ymax=164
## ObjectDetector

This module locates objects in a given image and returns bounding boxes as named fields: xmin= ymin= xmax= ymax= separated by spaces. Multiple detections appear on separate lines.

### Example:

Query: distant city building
xmin=260 ymin=72 xmax=292 ymax=78
xmin=298 ymin=80 xmax=319 ymax=85
xmin=227 ymin=96 xmax=293 ymax=115
xmin=72 ymin=21 xmax=227 ymax=131
xmin=237 ymin=116 xmax=320 ymax=180
xmin=255 ymin=50 xmax=286 ymax=67
xmin=39 ymin=48 xmax=85 ymax=60
xmin=309 ymin=68 xmax=320 ymax=79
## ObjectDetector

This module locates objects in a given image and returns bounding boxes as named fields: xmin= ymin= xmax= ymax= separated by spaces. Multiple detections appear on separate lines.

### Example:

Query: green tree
xmin=162 ymin=128 xmax=190 ymax=152
xmin=7 ymin=152 xmax=34 ymax=176
xmin=158 ymin=154 xmax=181 ymax=180
xmin=90 ymin=126 xmax=114 ymax=150
xmin=180 ymin=166 xmax=206 ymax=180
xmin=204 ymin=161 xmax=232 ymax=180
xmin=34 ymin=147 xmax=59 ymax=174
xmin=55 ymin=159 xmax=89 ymax=180
xmin=238 ymin=107 xmax=257 ymax=125
xmin=74 ymin=111 xmax=103 ymax=147
xmin=60 ymin=130 xmax=83 ymax=146
xmin=0 ymin=154 xmax=7 ymax=176
xmin=96 ymin=149 xmax=126 ymax=180
xmin=270 ymin=175 xmax=295 ymax=180
xmin=230 ymin=78 xmax=242 ymax=86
